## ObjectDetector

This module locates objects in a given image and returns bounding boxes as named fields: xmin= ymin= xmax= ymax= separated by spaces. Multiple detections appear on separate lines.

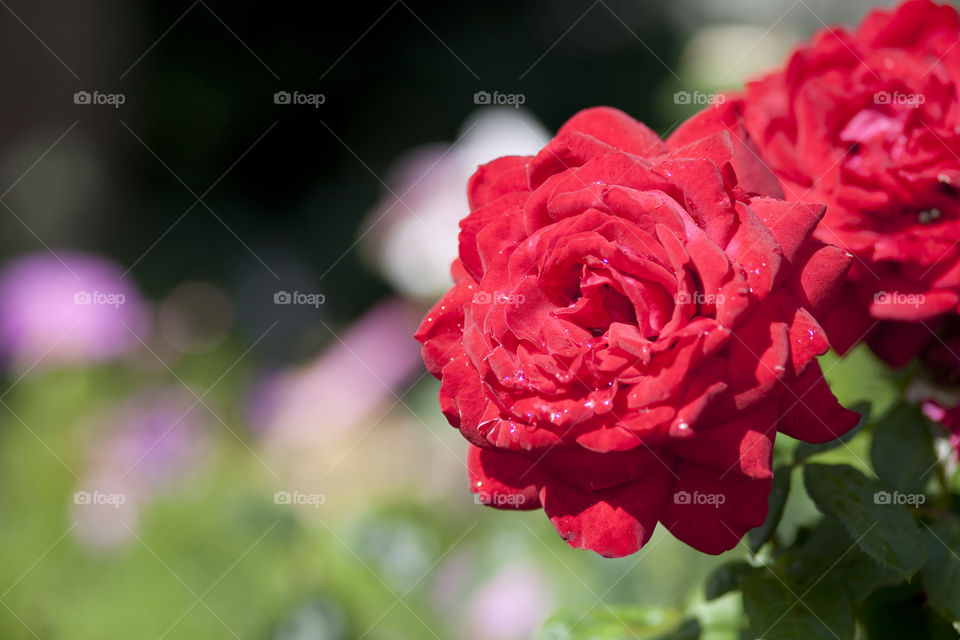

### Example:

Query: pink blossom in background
xmin=0 ymin=250 xmax=150 ymax=370
xmin=89 ymin=387 xmax=210 ymax=489
xmin=249 ymin=297 xmax=424 ymax=445
xmin=923 ymin=401 xmax=960 ymax=459
xmin=73 ymin=387 xmax=210 ymax=550
xmin=465 ymin=563 xmax=554 ymax=640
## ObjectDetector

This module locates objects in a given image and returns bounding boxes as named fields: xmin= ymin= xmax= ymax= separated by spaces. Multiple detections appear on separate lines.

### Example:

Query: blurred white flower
xmin=362 ymin=108 xmax=549 ymax=300
xmin=677 ymin=23 xmax=800 ymax=87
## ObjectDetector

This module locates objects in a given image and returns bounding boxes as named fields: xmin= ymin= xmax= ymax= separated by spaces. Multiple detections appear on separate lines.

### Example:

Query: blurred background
xmin=0 ymin=0 xmax=901 ymax=638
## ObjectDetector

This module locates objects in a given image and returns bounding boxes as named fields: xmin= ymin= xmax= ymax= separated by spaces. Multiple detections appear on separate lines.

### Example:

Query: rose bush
xmin=674 ymin=0 xmax=960 ymax=365
xmin=416 ymin=107 xmax=859 ymax=557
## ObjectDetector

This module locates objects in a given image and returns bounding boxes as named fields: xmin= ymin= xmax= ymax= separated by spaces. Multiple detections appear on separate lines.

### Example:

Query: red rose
xmin=674 ymin=0 xmax=960 ymax=366
xmin=416 ymin=107 xmax=858 ymax=557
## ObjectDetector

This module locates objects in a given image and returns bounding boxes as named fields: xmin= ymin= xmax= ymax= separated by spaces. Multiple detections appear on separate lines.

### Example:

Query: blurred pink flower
xmin=73 ymin=387 xmax=210 ymax=550
xmin=465 ymin=563 xmax=554 ymax=640
xmin=0 ymin=250 xmax=150 ymax=370
xmin=91 ymin=387 xmax=210 ymax=488
xmin=922 ymin=400 xmax=960 ymax=458
xmin=249 ymin=297 xmax=423 ymax=443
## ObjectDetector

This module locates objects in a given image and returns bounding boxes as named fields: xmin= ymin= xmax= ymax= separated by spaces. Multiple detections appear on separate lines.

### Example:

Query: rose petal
xmin=416 ymin=278 xmax=475 ymax=377
xmin=467 ymin=445 xmax=543 ymax=510
xmin=785 ymin=240 xmax=854 ymax=322
xmin=541 ymin=467 xmax=674 ymax=557
xmin=467 ymin=156 xmax=531 ymax=209
xmin=557 ymin=106 xmax=668 ymax=157
xmin=658 ymin=458 xmax=772 ymax=554
xmin=777 ymin=360 xmax=860 ymax=443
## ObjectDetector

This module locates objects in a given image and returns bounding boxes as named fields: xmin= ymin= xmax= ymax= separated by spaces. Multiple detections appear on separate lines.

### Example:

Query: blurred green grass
xmin=0 ymin=348 xmax=749 ymax=639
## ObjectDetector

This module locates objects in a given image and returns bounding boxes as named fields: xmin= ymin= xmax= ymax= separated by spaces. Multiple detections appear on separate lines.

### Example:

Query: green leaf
xmin=748 ymin=466 xmax=792 ymax=552
xmin=921 ymin=518 xmax=960 ymax=623
xmin=742 ymin=570 xmax=854 ymax=640
xmin=794 ymin=403 xmax=869 ymax=464
xmin=538 ymin=607 xmax=699 ymax=640
xmin=871 ymin=404 xmax=937 ymax=494
xmin=803 ymin=464 xmax=925 ymax=579
xmin=793 ymin=517 xmax=902 ymax=603
xmin=858 ymin=583 xmax=960 ymax=640
xmin=704 ymin=560 xmax=755 ymax=601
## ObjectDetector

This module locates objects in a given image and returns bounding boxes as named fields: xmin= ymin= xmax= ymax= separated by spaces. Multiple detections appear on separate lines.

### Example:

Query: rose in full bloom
xmin=674 ymin=0 xmax=960 ymax=365
xmin=416 ymin=107 xmax=859 ymax=557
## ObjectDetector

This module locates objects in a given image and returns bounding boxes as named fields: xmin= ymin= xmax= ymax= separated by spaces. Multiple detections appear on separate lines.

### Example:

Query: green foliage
xmin=538 ymin=607 xmax=700 ymax=640
xmin=804 ymin=463 xmax=926 ymax=579
xmin=742 ymin=569 xmax=854 ymax=640
xmin=747 ymin=465 xmax=791 ymax=552
xmin=704 ymin=561 xmax=754 ymax=602
xmin=789 ymin=517 xmax=901 ymax=603
xmin=921 ymin=518 xmax=960 ymax=624
xmin=857 ymin=583 xmax=960 ymax=640
xmin=871 ymin=404 xmax=938 ymax=494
